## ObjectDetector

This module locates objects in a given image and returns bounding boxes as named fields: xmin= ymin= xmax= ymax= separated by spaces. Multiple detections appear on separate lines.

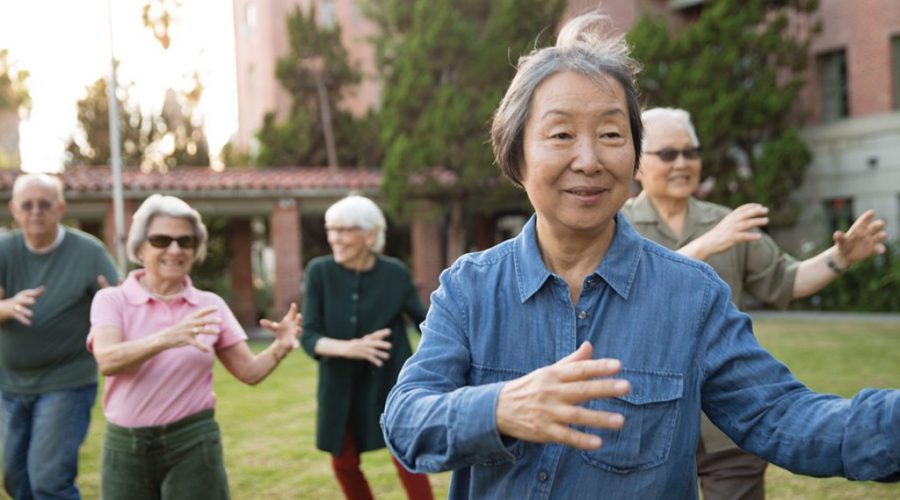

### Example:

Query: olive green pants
xmin=101 ymin=410 xmax=230 ymax=500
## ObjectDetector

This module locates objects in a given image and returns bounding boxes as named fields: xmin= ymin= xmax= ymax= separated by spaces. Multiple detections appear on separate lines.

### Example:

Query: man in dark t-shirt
xmin=0 ymin=173 xmax=118 ymax=499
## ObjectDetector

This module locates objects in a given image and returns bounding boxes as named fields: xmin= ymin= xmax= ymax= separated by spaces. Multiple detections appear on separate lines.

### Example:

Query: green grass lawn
xmin=11 ymin=316 xmax=898 ymax=499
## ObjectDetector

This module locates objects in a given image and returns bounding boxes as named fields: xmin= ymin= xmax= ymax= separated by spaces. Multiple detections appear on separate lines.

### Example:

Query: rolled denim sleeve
xmin=383 ymin=266 xmax=518 ymax=473
xmin=698 ymin=275 xmax=900 ymax=481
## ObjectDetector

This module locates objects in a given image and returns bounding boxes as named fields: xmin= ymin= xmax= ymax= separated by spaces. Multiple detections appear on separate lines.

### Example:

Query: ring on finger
xmin=13 ymin=304 xmax=23 ymax=313
xmin=192 ymin=327 xmax=200 ymax=334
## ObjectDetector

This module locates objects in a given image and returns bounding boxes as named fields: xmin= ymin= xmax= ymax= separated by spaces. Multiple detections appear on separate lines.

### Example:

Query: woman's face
xmin=138 ymin=216 xmax=196 ymax=283
xmin=326 ymin=219 xmax=376 ymax=269
xmin=635 ymin=119 xmax=701 ymax=204
xmin=521 ymin=71 xmax=635 ymax=238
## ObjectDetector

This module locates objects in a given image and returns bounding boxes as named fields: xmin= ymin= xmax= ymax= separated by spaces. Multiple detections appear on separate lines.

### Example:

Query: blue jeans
xmin=0 ymin=384 xmax=97 ymax=500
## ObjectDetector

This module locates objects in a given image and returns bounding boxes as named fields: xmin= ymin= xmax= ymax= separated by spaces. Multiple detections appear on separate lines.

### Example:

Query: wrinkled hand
xmin=832 ymin=210 xmax=888 ymax=267
xmin=345 ymin=328 xmax=392 ymax=367
xmin=496 ymin=342 xmax=630 ymax=450
xmin=159 ymin=306 xmax=221 ymax=352
xmin=260 ymin=302 xmax=301 ymax=351
xmin=1 ymin=286 xmax=46 ymax=326
xmin=686 ymin=204 xmax=769 ymax=259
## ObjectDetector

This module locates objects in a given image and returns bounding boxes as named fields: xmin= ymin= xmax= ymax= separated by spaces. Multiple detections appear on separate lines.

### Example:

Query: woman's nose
xmin=571 ymin=137 xmax=601 ymax=174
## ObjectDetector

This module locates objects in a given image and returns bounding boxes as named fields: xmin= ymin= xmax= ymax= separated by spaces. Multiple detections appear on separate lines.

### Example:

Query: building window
xmin=242 ymin=2 xmax=257 ymax=35
xmin=892 ymin=35 xmax=900 ymax=109
xmin=824 ymin=197 xmax=854 ymax=234
xmin=818 ymin=50 xmax=848 ymax=121
xmin=320 ymin=0 xmax=336 ymax=28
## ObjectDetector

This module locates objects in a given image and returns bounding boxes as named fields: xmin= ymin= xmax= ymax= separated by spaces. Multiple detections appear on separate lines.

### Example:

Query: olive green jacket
xmin=301 ymin=255 xmax=426 ymax=455
xmin=622 ymin=193 xmax=799 ymax=452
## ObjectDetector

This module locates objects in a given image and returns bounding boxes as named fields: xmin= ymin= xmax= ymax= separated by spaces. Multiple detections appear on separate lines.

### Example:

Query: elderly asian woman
xmin=88 ymin=194 xmax=301 ymax=499
xmin=301 ymin=195 xmax=432 ymax=500
xmin=381 ymin=11 xmax=900 ymax=499
xmin=621 ymin=107 xmax=888 ymax=500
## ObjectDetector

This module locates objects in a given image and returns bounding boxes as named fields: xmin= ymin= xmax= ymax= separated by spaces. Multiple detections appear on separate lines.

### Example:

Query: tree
xmin=628 ymin=0 xmax=821 ymax=224
xmin=0 ymin=49 xmax=30 ymax=168
xmin=64 ymin=74 xmax=156 ymax=168
xmin=140 ymin=0 xmax=210 ymax=170
xmin=64 ymin=73 xmax=209 ymax=170
xmin=366 ymin=0 xmax=565 ymax=218
xmin=255 ymin=6 xmax=378 ymax=167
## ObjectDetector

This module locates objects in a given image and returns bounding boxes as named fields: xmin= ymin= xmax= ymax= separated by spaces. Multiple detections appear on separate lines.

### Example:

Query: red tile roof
xmin=0 ymin=166 xmax=382 ymax=192
xmin=0 ymin=166 xmax=458 ymax=198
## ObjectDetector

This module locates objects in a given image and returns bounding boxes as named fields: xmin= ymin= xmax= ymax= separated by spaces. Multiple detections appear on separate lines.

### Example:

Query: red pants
xmin=331 ymin=428 xmax=433 ymax=500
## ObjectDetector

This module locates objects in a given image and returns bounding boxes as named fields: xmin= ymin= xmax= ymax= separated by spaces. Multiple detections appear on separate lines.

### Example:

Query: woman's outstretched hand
xmin=260 ymin=302 xmax=302 ymax=351
xmin=496 ymin=341 xmax=630 ymax=450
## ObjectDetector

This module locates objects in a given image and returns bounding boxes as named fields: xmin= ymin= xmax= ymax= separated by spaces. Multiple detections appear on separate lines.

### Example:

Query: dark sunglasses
xmin=147 ymin=234 xmax=198 ymax=249
xmin=646 ymin=147 xmax=701 ymax=162
xmin=19 ymin=200 xmax=54 ymax=212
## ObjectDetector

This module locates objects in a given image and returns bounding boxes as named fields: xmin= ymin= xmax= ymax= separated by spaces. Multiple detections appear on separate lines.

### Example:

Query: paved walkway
xmin=749 ymin=310 xmax=900 ymax=324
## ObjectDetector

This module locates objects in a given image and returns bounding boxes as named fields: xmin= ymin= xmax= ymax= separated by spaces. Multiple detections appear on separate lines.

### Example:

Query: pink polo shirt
xmin=88 ymin=269 xmax=247 ymax=427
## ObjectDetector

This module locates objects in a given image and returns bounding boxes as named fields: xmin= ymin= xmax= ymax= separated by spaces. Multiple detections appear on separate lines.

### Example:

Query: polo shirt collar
xmin=121 ymin=269 xmax=199 ymax=306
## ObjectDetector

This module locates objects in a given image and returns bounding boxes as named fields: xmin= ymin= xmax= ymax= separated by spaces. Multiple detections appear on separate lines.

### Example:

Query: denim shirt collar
xmin=514 ymin=212 xmax=643 ymax=303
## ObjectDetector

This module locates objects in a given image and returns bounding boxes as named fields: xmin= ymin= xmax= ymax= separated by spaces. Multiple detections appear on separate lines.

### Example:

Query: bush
xmin=793 ymin=241 xmax=900 ymax=312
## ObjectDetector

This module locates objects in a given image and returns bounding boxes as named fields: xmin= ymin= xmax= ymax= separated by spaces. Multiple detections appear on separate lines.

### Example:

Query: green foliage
xmin=0 ymin=49 xmax=29 ymax=112
xmin=794 ymin=242 xmax=900 ymax=312
xmin=64 ymin=73 xmax=210 ymax=169
xmin=255 ymin=6 xmax=380 ymax=167
xmin=367 ymin=0 xmax=564 ymax=218
xmin=190 ymin=216 xmax=232 ymax=300
xmin=628 ymin=0 xmax=820 ymax=223
xmin=64 ymin=76 xmax=155 ymax=168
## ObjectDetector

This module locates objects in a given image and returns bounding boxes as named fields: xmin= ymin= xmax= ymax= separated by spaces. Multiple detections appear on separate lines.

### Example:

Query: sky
xmin=0 ymin=0 xmax=238 ymax=172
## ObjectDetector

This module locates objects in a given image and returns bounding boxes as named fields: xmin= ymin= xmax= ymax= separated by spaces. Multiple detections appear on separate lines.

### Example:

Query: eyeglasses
xmin=645 ymin=147 xmax=701 ymax=162
xmin=18 ymin=200 xmax=54 ymax=213
xmin=147 ymin=234 xmax=198 ymax=249
xmin=325 ymin=226 xmax=363 ymax=235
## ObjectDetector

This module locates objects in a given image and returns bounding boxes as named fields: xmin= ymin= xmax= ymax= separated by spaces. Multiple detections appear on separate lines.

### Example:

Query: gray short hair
xmin=491 ymin=11 xmax=643 ymax=187
xmin=12 ymin=173 xmax=65 ymax=202
xmin=324 ymin=195 xmax=387 ymax=253
xmin=641 ymin=107 xmax=700 ymax=151
xmin=127 ymin=194 xmax=209 ymax=264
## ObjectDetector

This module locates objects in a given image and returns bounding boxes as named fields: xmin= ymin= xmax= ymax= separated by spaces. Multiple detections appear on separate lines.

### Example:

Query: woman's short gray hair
xmin=126 ymin=194 xmax=209 ymax=264
xmin=325 ymin=195 xmax=387 ymax=253
xmin=491 ymin=11 xmax=643 ymax=187
xmin=641 ymin=107 xmax=700 ymax=151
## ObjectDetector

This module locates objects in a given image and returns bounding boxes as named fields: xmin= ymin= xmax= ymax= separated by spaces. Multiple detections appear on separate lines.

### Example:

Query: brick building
xmin=229 ymin=0 xmax=900 ymax=277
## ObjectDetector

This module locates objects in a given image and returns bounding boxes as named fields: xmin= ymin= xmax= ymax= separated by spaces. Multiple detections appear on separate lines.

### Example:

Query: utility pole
xmin=106 ymin=0 xmax=127 ymax=277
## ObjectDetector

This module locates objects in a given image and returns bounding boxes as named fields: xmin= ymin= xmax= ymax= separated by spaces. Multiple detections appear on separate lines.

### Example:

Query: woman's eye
xmin=551 ymin=132 xmax=572 ymax=140
xmin=600 ymin=132 xmax=622 ymax=139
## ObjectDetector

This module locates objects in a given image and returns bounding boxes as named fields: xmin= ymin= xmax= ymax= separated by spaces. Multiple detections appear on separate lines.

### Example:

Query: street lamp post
xmin=106 ymin=0 xmax=127 ymax=277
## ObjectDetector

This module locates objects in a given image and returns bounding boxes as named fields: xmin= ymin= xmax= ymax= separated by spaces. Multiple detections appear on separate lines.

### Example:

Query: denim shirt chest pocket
xmin=579 ymin=368 xmax=683 ymax=473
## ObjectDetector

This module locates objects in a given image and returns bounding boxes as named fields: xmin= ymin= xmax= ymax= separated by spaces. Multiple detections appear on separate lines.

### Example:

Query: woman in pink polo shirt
xmin=88 ymin=194 xmax=301 ymax=499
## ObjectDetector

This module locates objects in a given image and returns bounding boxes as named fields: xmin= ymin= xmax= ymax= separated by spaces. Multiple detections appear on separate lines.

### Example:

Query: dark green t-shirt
xmin=0 ymin=227 xmax=118 ymax=394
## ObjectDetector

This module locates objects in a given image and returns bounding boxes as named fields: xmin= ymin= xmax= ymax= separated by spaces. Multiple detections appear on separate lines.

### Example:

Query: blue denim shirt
xmin=382 ymin=214 xmax=899 ymax=499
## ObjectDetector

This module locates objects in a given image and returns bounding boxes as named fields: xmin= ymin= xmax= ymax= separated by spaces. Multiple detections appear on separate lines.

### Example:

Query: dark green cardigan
xmin=301 ymin=255 xmax=426 ymax=454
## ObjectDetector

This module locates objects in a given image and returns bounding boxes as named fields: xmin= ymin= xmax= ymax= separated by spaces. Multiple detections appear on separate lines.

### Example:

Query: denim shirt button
xmin=350 ymin=315 xmax=357 ymax=324
xmin=578 ymin=310 xmax=588 ymax=320
xmin=538 ymin=470 xmax=549 ymax=482
xmin=352 ymin=293 xmax=359 ymax=301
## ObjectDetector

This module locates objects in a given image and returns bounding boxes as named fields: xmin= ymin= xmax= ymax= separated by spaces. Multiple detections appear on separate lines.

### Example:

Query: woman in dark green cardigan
xmin=301 ymin=195 xmax=433 ymax=500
